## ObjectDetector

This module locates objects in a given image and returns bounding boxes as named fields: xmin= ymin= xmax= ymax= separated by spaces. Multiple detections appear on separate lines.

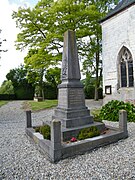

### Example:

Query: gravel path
xmin=0 ymin=101 xmax=135 ymax=179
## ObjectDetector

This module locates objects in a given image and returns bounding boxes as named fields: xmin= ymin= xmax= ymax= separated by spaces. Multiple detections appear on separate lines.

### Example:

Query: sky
xmin=0 ymin=0 xmax=39 ymax=85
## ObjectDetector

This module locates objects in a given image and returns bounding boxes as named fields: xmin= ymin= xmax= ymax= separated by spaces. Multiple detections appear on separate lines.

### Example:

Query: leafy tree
xmin=12 ymin=0 xmax=119 ymax=100
xmin=12 ymin=0 xmax=60 ymax=65
xmin=6 ymin=65 xmax=34 ymax=100
xmin=0 ymin=80 xmax=14 ymax=94
xmin=6 ymin=65 xmax=26 ymax=86
xmin=45 ymin=67 xmax=61 ymax=88
xmin=43 ymin=67 xmax=61 ymax=99
xmin=82 ymin=74 xmax=103 ymax=99
xmin=80 ymin=0 xmax=119 ymax=100
xmin=24 ymin=48 xmax=56 ymax=99
xmin=50 ymin=0 xmax=119 ymax=100
xmin=27 ymin=67 xmax=45 ymax=99
xmin=0 ymin=29 xmax=8 ymax=59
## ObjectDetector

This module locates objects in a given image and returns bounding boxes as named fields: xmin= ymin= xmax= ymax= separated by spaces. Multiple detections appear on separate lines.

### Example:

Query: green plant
xmin=34 ymin=125 xmax=51 ymax=140
xmin=91 ymin=109 xmax=102 ymax=122
xmin=35 ymin=126 xmax=40 ymax=132
xmin=77 ymin=126 xmax=100 ymax=140
xmin=100 ymin=100 xmax=135 ymax=122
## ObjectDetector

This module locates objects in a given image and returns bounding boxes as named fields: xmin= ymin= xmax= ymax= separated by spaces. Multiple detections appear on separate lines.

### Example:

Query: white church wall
xmin=101 ymin=6 xmax=135 ymax=104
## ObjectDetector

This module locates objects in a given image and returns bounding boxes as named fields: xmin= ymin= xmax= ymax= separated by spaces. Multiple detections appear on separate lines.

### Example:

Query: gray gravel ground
xmin=0 ymin=101 xmax=135 ymax=180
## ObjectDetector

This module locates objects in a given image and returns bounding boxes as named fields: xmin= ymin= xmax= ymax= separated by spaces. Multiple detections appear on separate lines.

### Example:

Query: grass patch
xmin=28 ymin=99 xmax=58 ymax=111
xmin=0 ymin=101 xmax=9 ymax=107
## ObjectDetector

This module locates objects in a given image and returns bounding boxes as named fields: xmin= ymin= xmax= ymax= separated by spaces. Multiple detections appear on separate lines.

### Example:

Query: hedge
xmin=84 ymin=85 xmax=103 ymax=99
xmin=0 ymin=94 xmax=16 ymax=100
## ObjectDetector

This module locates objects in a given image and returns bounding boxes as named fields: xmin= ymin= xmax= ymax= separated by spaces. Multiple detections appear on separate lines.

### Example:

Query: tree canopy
xmin=6 ymin=65 xmax=34 ymax=99
xmin=0 ymin=29 xmax=8 ymax=59
xmin=12 ymin=0 xmax=119 ymax=99
xmin=0 ymin=80 xmax=14 ymax=94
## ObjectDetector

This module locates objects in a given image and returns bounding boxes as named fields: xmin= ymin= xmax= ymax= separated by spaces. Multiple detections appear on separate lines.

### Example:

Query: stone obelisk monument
xmin=54 ymin=30 xmax=93 ymax=128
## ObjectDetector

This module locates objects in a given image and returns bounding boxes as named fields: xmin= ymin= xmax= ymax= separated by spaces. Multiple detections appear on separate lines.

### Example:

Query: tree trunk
xmin=94 ymin=78 xmax=99 ymax=101
xmin=39 ymin=68 xmax=45 ymax=100
xmin=94 ymin=84 xmax=98 ymax=101
xmin=94 ymin=37 xmax=100 ymax=101
xmin=42 ymin=89 xmax=45 ymax=101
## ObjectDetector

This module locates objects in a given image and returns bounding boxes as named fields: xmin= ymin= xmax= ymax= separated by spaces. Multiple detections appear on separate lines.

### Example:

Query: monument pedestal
xmin=53 ymin=82 xmax=94 ymax=128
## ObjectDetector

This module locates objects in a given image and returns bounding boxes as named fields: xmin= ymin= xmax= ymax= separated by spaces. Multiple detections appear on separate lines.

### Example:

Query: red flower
xmin=70 ymin=137 xmax=77 ymax=142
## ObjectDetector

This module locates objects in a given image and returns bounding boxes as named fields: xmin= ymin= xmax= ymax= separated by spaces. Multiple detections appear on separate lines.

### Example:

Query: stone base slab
xmin=61 ymin=129 xmax=128 ymax=159
xmin=25 ymin=110 xmax=128 ymax=162
xmin=26 ymin=125 xmax=128 ymax=163
xmin=53 ymin=108 xmax=94 ymax=128
xmin=54 ymin=107 xmax=91 ymax=119
xmin=62 ymin=122 xmax=105 ymax=141
xmin=55 ymin=115 xmax=94 ymax=128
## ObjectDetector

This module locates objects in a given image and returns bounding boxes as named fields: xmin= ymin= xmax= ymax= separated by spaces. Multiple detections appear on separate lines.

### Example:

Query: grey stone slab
xmin=25 ymin=127 xmax=35 ymax=139
xmin=26 ymin=122 xmax=128 ymax=162
xmin=38 ymin=139 xmax=51 ymax=156
xmin=62 ymin=122 xmax=105 ymax=141
xmin=49 ymin=148 xmax=62 ymax=163
xmin=119 ymin=110 xmax=128 ymax=135
xmin=62 ymin=116 xmax=94 ymax=128
xmin=61 ymin=30 xmax=81 ymax=81
xmin=61 ymin=131 xmax=127 ymax=159
xmin=57 ymin=88 xmax=85 ymax=109
xmin=51 ymin=119 xmax=61 ymax=149
xmin=26 ymin=110 xmax=32 ymax=128
xmin=33 ymin=132 xmax=44 ymax=139
xmin=54 ymin=107 xmax=90 ymax=118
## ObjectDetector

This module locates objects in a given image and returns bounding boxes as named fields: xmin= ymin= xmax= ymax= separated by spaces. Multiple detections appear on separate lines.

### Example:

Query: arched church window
xmin=119 ymin=47 xmax=134 ymax=87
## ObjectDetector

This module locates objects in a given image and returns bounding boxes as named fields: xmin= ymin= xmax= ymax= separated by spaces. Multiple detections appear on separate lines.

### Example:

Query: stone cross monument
xmin=53 ymin=30 xmax=93 ymax=128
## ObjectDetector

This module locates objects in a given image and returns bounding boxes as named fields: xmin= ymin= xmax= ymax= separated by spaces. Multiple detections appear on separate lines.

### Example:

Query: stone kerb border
xmin=25 ymin=110 xmax=128 ymax=162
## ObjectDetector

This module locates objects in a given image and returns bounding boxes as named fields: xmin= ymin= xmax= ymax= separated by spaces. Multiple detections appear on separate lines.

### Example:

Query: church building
xmin=101 ymin=0 xmax=135 ymax=104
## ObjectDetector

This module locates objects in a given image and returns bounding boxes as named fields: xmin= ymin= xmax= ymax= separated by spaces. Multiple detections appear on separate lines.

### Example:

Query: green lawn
xmin=28 ymin=100 xmax=58 ymax=111
xmin=0 ymin=101 xmax=9 ymax=107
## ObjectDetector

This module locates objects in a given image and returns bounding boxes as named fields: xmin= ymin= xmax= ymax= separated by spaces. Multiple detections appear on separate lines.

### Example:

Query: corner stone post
xmin=50 ymin=119 xmax=62 ymax=162
xmin=26 ymin=110 xmax=32 ymax=128
xmin=119 ymin=110 xmax=128 ymax=137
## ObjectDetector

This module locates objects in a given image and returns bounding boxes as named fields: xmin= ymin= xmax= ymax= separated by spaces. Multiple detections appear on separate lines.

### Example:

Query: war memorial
xmin=26 ymin=30 xmax=128 ymax=162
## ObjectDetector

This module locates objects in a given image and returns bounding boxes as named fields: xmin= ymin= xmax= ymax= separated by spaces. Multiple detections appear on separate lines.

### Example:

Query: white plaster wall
xmin=101 ymin=6 xmax=135 ymax=104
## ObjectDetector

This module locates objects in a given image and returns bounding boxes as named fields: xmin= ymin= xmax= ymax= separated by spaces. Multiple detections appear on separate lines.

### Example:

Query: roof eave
xmin=100 ymin=2 xmax=135 ymax=24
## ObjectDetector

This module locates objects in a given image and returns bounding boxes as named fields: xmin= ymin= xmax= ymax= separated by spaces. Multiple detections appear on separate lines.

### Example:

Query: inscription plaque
xmin=58 ymin=89 xmax=67 ymax=107
xmin=69 ymin=89 xmax=84 ymax=106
